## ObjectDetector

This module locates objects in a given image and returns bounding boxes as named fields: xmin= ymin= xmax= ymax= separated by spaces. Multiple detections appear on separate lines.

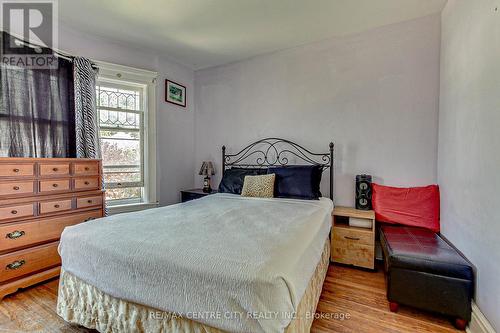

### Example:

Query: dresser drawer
xmin=0 ymin=210 xmax=102 ymax=252
xmin=333 ymin=226 xmax=374 ymax=246
xmin=39 ymin=179 xmax=71 ymax=193
xmin=74 ymin=177 xmax=99 ymax=191
xmin=0 ymin=242 xmax=61 ymax=283
xmin=39 ymin=198 xmax=72 ymax=215
xmin=0 ymin=164 xmax=34 ymax=177
xmin=39 ymin=162 xmax=70 ymax=177
xmin=73 ymin=162 xmax=99 ymax=176
xmin=0 ymin=181 xmax=35 ymax=197
xmin=0 ymin=204 xmax=34 ymax=222
xmin=76 ymin=195 xmax=102 ymax=209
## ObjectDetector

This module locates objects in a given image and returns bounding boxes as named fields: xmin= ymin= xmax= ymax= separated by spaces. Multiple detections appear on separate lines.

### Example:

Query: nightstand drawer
xmin=333 ymin=226 xmax=374 ymax=246
xmin=180 ymin=189 xmax=217 ymax=203
xmin=331 ymin=240 xmax=374 ymax=269
xmin=181 ymin=192 xmax=205 ymax=202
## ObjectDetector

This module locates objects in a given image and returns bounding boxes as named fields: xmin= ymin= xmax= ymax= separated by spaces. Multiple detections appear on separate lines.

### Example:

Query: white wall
xmin=59 ymin=24 xmax=195 ymax=205
xmin=194 ymin=14 xmax=441 ymax=205
xmin=439 ymin=1 xmax=500 ymax=330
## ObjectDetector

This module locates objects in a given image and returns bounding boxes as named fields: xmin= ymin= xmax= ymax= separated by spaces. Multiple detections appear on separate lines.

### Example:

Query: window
xmin=96 ymin=81 xmax=143 ymax=204
xmin=95 ymin=62 xmax=157 ymax=209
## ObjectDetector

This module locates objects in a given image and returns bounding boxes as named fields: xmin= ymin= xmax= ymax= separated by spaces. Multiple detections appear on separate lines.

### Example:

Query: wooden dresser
xmin=0 ymin=158 xmax=104 ymax=299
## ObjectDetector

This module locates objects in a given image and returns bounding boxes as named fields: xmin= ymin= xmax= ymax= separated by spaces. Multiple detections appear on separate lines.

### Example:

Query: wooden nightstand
xmin=331 ymin=206 xmax=375 ymax=270
xmin=180 ymin=188 xmax=218 ymax=203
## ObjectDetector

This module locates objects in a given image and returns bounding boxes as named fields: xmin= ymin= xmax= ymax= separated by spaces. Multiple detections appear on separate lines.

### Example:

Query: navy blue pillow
xmin=218 ymin=168 xmax=268 ymax=194
xmin=268 ymin=165 xmax=323 ymax=200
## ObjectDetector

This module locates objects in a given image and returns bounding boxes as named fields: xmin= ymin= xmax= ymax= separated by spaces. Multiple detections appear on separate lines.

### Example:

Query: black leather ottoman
xmin=380 ymin=225 xmax=473 ymax=330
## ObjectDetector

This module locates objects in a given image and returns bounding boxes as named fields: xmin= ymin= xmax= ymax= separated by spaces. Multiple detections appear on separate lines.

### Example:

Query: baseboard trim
xmin=466 ymin=302 xmax=496 ymax=333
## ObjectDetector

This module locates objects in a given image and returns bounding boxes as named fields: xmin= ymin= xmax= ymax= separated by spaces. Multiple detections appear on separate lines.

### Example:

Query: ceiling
xmin=59 ymin=0 xmax=447 ymax=70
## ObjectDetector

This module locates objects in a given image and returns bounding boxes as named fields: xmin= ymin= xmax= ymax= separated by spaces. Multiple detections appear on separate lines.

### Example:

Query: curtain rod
xmin=1 ymin=30 xmax=98 ymax=68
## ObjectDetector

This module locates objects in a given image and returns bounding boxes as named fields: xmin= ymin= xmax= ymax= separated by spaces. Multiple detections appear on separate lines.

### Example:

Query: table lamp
xmin=199 ymin=161 xmax=215 ymax=193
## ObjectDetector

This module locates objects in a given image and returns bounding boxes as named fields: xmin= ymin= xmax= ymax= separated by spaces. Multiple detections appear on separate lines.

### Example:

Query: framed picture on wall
xmin=165 ymin=79 xmax=186 ymax=107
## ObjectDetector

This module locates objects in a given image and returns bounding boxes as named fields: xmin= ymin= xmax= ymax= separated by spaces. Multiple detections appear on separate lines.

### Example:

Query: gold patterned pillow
xmin=241 ymin=174 xmax=275 ymax=198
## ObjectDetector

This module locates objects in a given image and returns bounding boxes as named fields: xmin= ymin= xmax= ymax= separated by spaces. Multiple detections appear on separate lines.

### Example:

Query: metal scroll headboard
xmin=222 ymin=138 xmax=334 ymax=201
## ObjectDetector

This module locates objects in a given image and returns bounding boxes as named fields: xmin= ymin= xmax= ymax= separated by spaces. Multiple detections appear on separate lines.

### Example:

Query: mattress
xmin=58 ymin=194 xmax=333 ymax=333
xmin=56 ymin=240 xmax=330 ymax=333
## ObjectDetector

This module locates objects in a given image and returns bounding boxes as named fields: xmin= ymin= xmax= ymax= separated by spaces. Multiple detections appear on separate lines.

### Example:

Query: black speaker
xmin=355 ymin=174 xmax=372 ymax=210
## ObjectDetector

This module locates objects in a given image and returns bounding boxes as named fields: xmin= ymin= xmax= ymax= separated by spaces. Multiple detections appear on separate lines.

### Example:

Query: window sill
xmin=107 ymin=202 xmax=159 ymax=215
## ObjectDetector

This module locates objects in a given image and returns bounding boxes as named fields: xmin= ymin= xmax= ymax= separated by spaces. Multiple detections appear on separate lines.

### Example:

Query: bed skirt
xmin=56 ymin=240 xmax=330 ymax=333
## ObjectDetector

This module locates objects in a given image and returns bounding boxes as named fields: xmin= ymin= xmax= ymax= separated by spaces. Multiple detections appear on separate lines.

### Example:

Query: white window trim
xmin=95 ymin=61 xmax=158 ymax=214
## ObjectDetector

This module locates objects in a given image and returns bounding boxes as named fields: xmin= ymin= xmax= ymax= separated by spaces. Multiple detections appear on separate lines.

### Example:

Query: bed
xmin=57 ymin=138 xmax=335 ymax=333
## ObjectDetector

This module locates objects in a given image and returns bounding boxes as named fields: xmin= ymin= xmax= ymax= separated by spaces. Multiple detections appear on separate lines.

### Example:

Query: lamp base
xmin=203 ymin=176 xmax=212 ymax=193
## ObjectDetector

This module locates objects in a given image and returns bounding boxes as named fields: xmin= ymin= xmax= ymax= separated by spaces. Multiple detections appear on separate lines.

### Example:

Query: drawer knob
xmin=52 ymin=167 xmax=58 ymax=172
xmin=87 ymin=200 xmax=93 ymax=203
xmin=13 ymin=186 xmax=20 ymax=190
xmin=84 ymin=217 xmax=95 ymax=222
xmin=6 ymin=230 xmax=25 ymax=239
xmin=11 ymin=210 xmax=17 ymax=214
xmin=54 ymin=204 xmax=60 ymax=208
xmin=13 ymin=168 xmax=19 ymax=173
xmin=6 ymin=259 xmax=25 ymax=270
xmin=84 ymin=181 xmax=90 ymax=185
xmin=344 ymin=236 xmax=360 ymax=241
xmin=52 ymin=183 xmax=58 ymax=188
xmin=84 ymin=167 xmax=90 ymax=171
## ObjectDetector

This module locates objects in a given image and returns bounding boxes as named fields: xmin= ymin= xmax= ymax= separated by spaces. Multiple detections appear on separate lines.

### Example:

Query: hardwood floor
xmin=0 ymin=263 xmax=461 ymax=333
xmin=310 ymin=264 xmax=460 ymax=333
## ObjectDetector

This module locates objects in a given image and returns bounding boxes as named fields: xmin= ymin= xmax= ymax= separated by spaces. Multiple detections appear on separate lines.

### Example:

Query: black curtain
xmin=0 ymin=32 xmax=76 ymax=157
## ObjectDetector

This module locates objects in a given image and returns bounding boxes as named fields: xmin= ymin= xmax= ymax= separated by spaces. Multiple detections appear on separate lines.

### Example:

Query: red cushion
xmin=372 ymin=183 xmax=440 ymax=232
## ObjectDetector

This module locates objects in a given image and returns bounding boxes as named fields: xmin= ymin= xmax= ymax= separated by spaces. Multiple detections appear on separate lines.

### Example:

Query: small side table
xmin=180 ymin=188 xmax=217 ymax=203
xmin=331 ymin=206 xmax=375 ymax=270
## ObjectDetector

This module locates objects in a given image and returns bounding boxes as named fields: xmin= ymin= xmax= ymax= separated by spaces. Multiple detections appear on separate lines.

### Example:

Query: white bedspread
xmin=58 ymin=194 xmax=333 ymax=333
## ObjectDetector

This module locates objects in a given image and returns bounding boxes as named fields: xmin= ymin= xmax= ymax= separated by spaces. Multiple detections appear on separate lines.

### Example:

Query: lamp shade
xmin=199 ymin=161 xmax=215 ymax=176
